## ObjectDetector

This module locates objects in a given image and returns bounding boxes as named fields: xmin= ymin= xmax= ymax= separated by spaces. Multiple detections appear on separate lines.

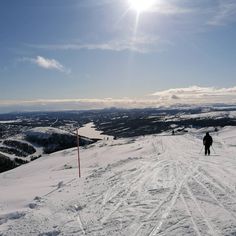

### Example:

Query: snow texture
xmin=1 ymin=127 xmax=236 ymax=235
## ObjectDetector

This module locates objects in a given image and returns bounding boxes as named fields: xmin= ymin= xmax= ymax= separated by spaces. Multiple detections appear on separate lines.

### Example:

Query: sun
xmin=129 ymin=0 xmax=155 ymax=13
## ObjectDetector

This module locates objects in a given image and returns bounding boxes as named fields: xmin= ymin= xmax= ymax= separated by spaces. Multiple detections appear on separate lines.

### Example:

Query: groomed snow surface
xmin=1 ymin=127 xmax=236 ymax=235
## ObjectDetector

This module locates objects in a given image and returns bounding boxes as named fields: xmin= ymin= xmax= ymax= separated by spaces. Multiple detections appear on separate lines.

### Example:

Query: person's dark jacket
xmin=203 ymin=133 xmax=213 ymax=146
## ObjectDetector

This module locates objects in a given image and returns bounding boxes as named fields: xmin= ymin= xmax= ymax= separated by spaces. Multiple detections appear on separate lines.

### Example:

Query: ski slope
xmin=1 ymin=127 xmax=236 ymax=235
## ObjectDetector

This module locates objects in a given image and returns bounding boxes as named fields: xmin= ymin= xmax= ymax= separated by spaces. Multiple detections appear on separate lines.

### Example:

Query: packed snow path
xmin=1 ymin=128 xmax=236 ymax=235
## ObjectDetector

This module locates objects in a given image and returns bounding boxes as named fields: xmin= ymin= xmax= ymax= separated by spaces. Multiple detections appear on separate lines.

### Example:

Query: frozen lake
xmin=78 ymin=122 xmax=113 ymax=140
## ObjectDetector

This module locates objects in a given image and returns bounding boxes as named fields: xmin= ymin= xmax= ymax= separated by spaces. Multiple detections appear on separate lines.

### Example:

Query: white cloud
xmin=0 ymin=98 xmax=159 ymax=110
xmin=28 ymin=36 xmax=165 ymax=54
xmin=144 ymin=1 xmax=236 ymax=27
xmin=146 ymin=0 xmax=236 ymax=27
xmin=0 ymin=86 xmax=236 ymax=113
xmin=207 ymin=1 xmax=236 ymax=26
xmin=23 ymin=56 xmax=70 ymax=73
xmin=150 ymin=86 xmax=236 ymax=104
xmin=150 ymin=2 xmax=193 ymax=15
xmin=34 ymin=56 xmax=64 ymax=71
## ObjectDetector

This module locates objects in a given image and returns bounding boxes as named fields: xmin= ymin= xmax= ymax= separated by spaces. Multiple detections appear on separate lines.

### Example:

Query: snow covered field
xmin=1 ymin=127 xmax=236 ymax=235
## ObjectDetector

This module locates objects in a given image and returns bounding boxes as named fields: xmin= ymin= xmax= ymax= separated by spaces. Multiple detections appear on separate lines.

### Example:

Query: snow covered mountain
xmin=0 ymin=127 xmax=96 ymax=173
xmin=1 ymin=126 xmax=236 ymax=235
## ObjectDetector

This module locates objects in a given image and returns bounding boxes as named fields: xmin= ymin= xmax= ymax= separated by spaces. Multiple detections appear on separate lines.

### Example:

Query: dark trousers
xmin=205 ymin=145 xmax=210 ymax=155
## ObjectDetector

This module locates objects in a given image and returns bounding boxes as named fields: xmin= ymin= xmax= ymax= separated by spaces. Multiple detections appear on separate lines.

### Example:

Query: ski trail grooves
xmin=101 ymin=159 xmax=168 ymax=207
xmin=185 ymin=184 xmax=219 ymax=236
xmin=199 ymin=167 xmax=236 ymax=197
xmin=192 ymin=175 xmax=236 ymax=220
xmin=77 ymin=211 xmax=86 ymax=235
xmin=180 ymin=194 xmax=202 ymax=236
xmin=101 ymin=161 xmax=168 ymax=224
xmin=148 ymin=165 xmax=199 ymax=236
xmin=180 ymin=159 xmax=236 ymax=213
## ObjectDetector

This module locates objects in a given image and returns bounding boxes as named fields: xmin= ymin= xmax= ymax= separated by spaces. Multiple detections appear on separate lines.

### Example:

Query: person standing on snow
xmin=203 ymin=132 xmax=213 ymax=155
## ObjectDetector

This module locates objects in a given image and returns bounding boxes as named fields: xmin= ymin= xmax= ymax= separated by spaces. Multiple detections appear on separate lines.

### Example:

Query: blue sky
xmin=1 ymin=0 xmax=236 ymax=112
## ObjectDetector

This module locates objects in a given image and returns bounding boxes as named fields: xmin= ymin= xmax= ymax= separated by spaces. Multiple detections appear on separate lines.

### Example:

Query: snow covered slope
xmin=0 ymin=126 xmax=96 ymax=173
xmin=1 ymin=127 xmax=236 ymax=235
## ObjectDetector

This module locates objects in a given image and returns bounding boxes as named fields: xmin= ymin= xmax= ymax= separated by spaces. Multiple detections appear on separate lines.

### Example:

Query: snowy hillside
xmin=0 ymin=127 xmax=96 ymax=173
xmin=1 ymin=127 xmax=236 ymax=235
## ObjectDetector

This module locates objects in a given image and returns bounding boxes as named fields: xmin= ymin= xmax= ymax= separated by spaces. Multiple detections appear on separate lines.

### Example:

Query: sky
xmin=1 ymin=0 xmax=236 ymax=112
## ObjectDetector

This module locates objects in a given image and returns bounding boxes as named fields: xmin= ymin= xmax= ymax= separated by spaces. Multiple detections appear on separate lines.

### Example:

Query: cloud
xmin=23 ymin=56 xmax=70 ymax=73
xmin=0 ymin=98 xmax=160 ymax=111
xmin=150 ymin=86 xmax=236 ymax=104
xmin=149 ymin=2 xmax=194 ymax=15
xmin=34 ymin=56 xmax=64 ymax=71
xmin=28 ymin=36 xmax=165 ymax=54
xmin=146 ymin=1 xmax=236 ymax=28
xmin=146 ymin=0 xmax=236 ymax=27
xmin=1 ymin=86 xmax=236 ymax=113
xmin=151 ymin=0 xmax=236 ymax=26
xmin=207 ymin=1 xmax=236 ymax=26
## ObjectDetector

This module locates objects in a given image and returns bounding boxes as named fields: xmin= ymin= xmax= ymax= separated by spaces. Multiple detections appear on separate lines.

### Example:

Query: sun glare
xmin=129 ymin=0 xmax=155 ymax=13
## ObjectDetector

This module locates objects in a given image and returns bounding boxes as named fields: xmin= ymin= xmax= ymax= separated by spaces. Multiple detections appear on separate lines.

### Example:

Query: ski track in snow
xmin=1 ymin=129 xmax=236 ymax=235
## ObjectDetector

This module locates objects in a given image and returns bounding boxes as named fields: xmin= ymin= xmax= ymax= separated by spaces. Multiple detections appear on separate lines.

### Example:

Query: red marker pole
xmin=76 ymin=128 xmax=81 ymax=178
